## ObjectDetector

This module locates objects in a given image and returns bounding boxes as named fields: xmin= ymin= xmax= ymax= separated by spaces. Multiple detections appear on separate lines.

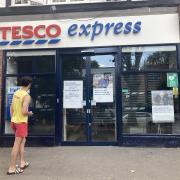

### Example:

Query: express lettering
xmin=0 ymin=24 xmax=61 ymax=40
xmin=68 ymin=21 xmax=142 ymax=41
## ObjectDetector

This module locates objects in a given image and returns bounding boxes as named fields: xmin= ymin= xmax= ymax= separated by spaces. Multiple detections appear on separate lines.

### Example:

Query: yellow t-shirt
xmin=11 ymin=89 xmax=30 ymax=124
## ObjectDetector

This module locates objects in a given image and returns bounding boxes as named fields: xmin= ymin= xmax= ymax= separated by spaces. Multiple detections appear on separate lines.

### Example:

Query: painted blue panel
xmin=35 ymin=39 xmax=48 ymax=44
xmin=23 ymin=40 xmax=35 ymax=45
xmin=48 ymin=39 xmax=61 ymax=44
xmin=0 ymin=41 xmax=9 ymax=46
xmin=10 ymin=41 xmax=22 ymax=45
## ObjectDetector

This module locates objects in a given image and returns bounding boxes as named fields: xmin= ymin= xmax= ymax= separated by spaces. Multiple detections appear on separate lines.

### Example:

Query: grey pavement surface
xmin=1 ymin=146 xmax=180 ymax=180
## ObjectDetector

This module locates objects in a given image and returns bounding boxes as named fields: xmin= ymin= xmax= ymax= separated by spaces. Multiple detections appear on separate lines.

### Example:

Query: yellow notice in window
xmin=173 ymin=87 xmax=179 ymax=98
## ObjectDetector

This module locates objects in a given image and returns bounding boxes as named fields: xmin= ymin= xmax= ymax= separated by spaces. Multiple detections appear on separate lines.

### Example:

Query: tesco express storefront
xmin=1 ymin=13 xmax=180 ymax=146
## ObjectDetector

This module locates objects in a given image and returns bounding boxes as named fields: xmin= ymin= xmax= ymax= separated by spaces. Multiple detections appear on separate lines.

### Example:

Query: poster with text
xmin=151 ymin=90 xmax=174 ymax=123
xmin=93 ymin=73 xmax=113 ymax=103
xmin=63 ymin=81 xmax=83 ymax=109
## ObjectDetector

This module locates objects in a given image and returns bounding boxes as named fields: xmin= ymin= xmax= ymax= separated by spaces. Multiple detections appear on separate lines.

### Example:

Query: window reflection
xmin=5 ymin=52 xmax=56 ymax=135
xmin=62 ymin=56 xmax=86 ymax=141
xmin=15 ymin=0 xmax=28 ymax=4
xmin=122 ymin=46 xmax=177 ymax=71
xmin=90 ymin=55 xmax=116 ymax=141
xmin=6 ymin=55 xmax=55 ymax=74
xmin=90 ymin=55 xmax=115 ymax=68
xmin=5 ymin=77 xmax=20 ymax=134
xmin=29 ymin=76 xmax=56 ymax=135
xmin=5 ymin=76 xmax=56 ymax=135
xmin=122 ymin=73 xmax=180 ymax=135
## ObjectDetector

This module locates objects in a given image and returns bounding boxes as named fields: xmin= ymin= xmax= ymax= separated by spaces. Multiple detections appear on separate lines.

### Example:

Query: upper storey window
xmin=10 ymin=0 xmax=150 ymax=6
xmin=11 ymin=0 xmax=45 ymax=6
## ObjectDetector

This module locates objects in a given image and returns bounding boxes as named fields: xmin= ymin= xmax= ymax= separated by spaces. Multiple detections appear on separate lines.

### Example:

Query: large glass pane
xmin=122 ymin=46 xmax=177 ymax=71
xmin=122 ymin=73 xmax=180 ymax=135
xmin=62 ymin=55 xmax=86 ymax=141
xmin=29 ymin=76 xmax=56 ymax=134
xmin=7 ymin=56 xmax=32 ymax=74
xmin=5 ymin=77 xmax=21 ymax=134
xmin=6 ymin=55 xmax=55 ymax=74
xmin=15 ymin=0 xmax=28 ymax=4
xmin=90 ymin=55 xmax=116 ymax=141
xmin=122 ymin=74 xmax=146 ymax=134
xmin=34 ymin=56 xmax=55 ymax=73
xmin=147 ymin=73 xmax=180 ymax=134
xmin=4 ymin=76 xmax=56 ymax=135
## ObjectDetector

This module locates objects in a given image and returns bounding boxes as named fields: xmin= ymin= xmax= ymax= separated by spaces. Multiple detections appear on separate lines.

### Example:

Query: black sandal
xmin=7 ymin=167 xmax=24 ymax=175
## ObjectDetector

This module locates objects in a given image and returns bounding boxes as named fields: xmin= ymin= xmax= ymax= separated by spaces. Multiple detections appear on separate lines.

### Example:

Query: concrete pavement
xmin=1 ymin=146 xmax=180 ymax=180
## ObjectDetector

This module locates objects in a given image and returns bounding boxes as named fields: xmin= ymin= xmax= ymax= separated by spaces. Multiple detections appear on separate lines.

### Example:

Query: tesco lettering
xmin=0 ymin=24 xmax=61 ymax=40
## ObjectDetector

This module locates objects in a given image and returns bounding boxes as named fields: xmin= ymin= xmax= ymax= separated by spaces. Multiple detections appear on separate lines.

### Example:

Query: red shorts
xmin=11 ymin=122 xmax=28 ymax=137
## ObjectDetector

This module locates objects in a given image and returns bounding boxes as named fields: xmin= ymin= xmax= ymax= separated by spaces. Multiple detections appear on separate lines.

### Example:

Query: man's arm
xmin=22 ymin=95 xmax=33 ymax=116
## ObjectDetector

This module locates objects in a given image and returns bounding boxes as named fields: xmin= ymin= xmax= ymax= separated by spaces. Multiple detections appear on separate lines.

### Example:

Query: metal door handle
xmin=57 ymin=98 xmax=59 ymax=103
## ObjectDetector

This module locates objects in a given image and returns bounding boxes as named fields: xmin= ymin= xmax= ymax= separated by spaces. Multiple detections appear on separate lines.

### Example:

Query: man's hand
xmin=28 ymin=111 xmax=33 ymax=116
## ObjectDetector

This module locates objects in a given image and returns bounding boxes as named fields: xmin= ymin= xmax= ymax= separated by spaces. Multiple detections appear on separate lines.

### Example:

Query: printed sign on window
xmin=63 ymin=81 xmax=83 ymax=109
xmin=151 ymin=90 xmax=174 ymax=123
xmin=93 ymin=73 xmax=113 ymax=103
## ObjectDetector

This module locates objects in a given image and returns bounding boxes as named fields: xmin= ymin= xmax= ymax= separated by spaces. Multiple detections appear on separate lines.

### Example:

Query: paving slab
xmin=0 ymin=147 xmax=180 ymax=180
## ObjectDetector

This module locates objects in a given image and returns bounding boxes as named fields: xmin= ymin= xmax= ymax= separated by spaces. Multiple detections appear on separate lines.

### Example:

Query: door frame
xmin=55 ymin=47 xmax=123 ymax=146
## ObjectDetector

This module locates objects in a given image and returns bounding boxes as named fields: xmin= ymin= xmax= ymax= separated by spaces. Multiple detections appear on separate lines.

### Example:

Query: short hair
xmin=20 ymin=76 xmax=32 ymax=87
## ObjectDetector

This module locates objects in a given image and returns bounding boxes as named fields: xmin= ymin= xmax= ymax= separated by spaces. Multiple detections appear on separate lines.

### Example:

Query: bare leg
xmin=19 ymin=137 xmax=26 ymax=168
xmin=8 ymin=137 xmax=23 ymax=172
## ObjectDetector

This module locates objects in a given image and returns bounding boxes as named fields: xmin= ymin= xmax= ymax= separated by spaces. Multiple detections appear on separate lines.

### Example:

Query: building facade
xmin=1 ymin=0 xmax=180 ymax=146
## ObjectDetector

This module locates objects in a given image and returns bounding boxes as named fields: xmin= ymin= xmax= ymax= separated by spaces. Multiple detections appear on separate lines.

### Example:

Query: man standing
xmin=7 ymin=76 xmax=33 ymax=175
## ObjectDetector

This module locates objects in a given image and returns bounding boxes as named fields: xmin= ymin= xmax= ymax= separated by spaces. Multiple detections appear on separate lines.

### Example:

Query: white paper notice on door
xmin=63 ymin=81 xmax=83 ymax=109
xmin=93 ymin=73 xmax=113 ymax=103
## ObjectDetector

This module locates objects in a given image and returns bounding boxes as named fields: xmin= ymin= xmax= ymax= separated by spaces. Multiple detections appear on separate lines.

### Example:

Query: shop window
xmin=122 ymin=73 xmax=180 ymax=135
xmin=4 ymin=51 xmax=56 ymax=135
xmin=147 ymin=73 xmax=180 ymax=134
xmin=5 ymin=76 xmax=56 ymax=135
xmin=29 ymin=76 xmax=56 ymax=135
xmin=122 ymin=46 xmax=177 ymax=71
xmin=122 ymin=74 xmax=147 ymax=134
xmin=5 ymin=77 xmax=21 ymax=134
xmin=11 ymin=0 xmax=29 ymax=6
xmin=6 ymin=51 xmax=55 ymax=74
xmin=11 ymin=0 xmax=45 ymax=6
xmin=48 ymin=0 xmax=88 ymax=4
xmin=14 ymin=0 xmax=28 ymax=4
xmin=7 ymin=56 xmax=33 ymax=74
